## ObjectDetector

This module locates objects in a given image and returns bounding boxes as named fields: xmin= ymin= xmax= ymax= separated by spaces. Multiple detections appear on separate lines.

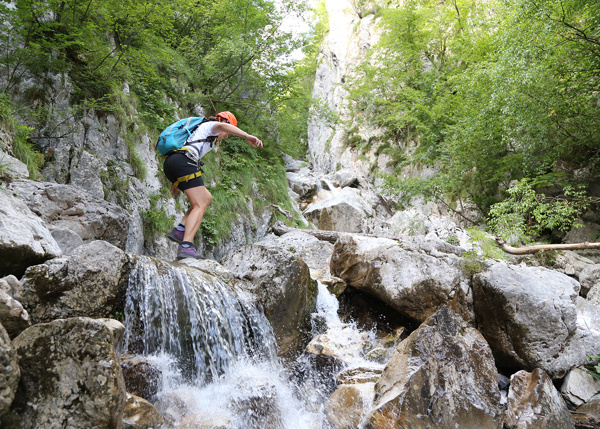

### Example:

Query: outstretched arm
xmin=213 ymin=122 xmax=263 ymax=148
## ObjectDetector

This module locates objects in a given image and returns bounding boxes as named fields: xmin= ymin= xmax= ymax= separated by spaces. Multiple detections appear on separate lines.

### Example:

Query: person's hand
xmin=246 ymin=135 xmax=263 ymax=148
xmin=170 ymin=184 xmax=180 ymax=196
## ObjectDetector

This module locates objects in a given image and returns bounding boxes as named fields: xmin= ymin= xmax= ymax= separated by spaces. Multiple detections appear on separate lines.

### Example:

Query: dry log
xmin=271 ymin=221 xmax=406 ymax=244
xmin=495 ymin=237 xmax=600 ymax=255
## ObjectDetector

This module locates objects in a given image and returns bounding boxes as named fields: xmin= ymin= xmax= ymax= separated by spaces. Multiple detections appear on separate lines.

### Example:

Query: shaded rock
xmin=580 ymin=264 xmax=600 ymax=297
xmin=505 ymin=369 xmax=575 ymax=428
xmin=367 ymin=306 xmax=503 ymax=429
xmin=304 ymin=187 xmax=373 ymax=233
xmin=8 ymin=317 xmax=126 ymax=429
xmin=220 ymin=241 xmax=318 ymax=356
xmin=473 ymin=263 xmax=593 ymax=378
xmin=0 ymin=288 xmax=30 ymax=339
xmin=0 ymin=187 xmax=62 ymax=278
xmin=19 ymin=240 xmax=129 ymax=323
xmin=331 ymin=234 xmax=472 ymax=323
xmin=306 ymin=327 xmax=372 ymax=366
xmin=123 ymin=393 xmax=164 ymax=428
xmin=589 ymin=284 xmax=600 ymax=305
xmin=0 ymin=322 xmax=20 ymax=417
xmin=575 ymin=394 xmax=600 ymax=428
xmin=326 ymin=383 xmax=375 ymax=429
xmin=561 ymin=368 xmax=600 ymax=407
xmin=121 ymin=354 xmax=161 ymax=402
xmin=553 ymin=251 xmax=595 ymax=282
xmin=9 ymin=179 xmax=131 ymax=251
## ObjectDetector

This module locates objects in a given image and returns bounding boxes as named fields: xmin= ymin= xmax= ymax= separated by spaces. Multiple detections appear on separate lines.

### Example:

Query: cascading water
xmin=123 ymin=256 xmax=333 ymax=428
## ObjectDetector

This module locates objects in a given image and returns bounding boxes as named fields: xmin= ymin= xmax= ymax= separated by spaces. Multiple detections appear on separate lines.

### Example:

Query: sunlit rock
xmin=367 ymin=306 xmax=503 ymax=429
xmin=19 ymin=240 xmax=128 ymax=323
xmin=123 ymin=393 xmax=164 ymax=428
xmin=580 ymin=263 xmax=600 ymax=296
xmin=304 ymin=187 xmax=373 ymax=233
xmin=331 ymin=234 xmax=472 ymax=323
xmin=0 ymin=187 xmax=61 ymax=278
xmin=286 ymin=171 xmax=319 ymax=200
xmin=326 ymin=383 xmax=375 ymax=429
xmin=8 ymin=317 xmax=126 ymax=429
xmin=473 ymin=262 xmax=598 ymax=378
xmin=560 ymin=368 xmax=600 ymax=407
xmin=505 ymin=369 xmax=575 ymax=429
xmin=9 ymin=179 xmax=132 ymax=251
xmin=0 ymin=288 xmax=29 ymax=339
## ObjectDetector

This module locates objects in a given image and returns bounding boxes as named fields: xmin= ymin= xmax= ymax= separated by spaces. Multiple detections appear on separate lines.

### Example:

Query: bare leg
xmin=180 ymin=186 xmax=212 ymax=243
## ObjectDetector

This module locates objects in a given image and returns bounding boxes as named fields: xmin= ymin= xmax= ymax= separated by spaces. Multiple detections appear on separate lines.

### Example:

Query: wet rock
xmin=19 ymin=240 xmax=129 ymax=323
xmin=473 ymin=262 xmax=595 ymax=378
xmin=174 ymin=412 xmax=232 ymax=429
xmin=0 ymin=187 xmax=62 ymax=278
xmin=336 ymin=367 xmax=383 ymax=385
xmin=306 ymin=326 xmax=372 ymax=366
xmin=366 ymin=306 xmax=503 ymax=429
xmin=9 ymin=179 xmax=131 ymax=251
xmin=331 ymin=234 xmax=472 ymax=323
xmin=8 ymin=317 xmax=126 ymax=429
xmin=505 ymin=369 xmax=575 ymax=428
xmin=121 ymin=354 xmax=161 ymax=401
xmin=326 ymin=383 xmax=375 ymax=429
xmin=0 ymin=322 xmax=20 ymax=417
xmin=123 ymin=393 xmax=164 ymax=428
xmin=560 ymin=368 xmax=600 ymax=407
xmin=304 ymin=187 xmax=373 ymax=233
xmin=221 ymin=242 xmax=318 ymax=356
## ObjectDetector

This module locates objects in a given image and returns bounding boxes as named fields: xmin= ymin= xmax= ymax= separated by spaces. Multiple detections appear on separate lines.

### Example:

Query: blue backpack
xmin=156 ymin=116 xmax=208 ymax=156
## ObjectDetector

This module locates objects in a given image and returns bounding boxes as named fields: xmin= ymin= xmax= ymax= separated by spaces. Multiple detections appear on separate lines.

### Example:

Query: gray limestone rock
xmin=367 ymin=306 xmax=504 ymax=429
xmin=331 ymin=234 xmax=472 ymax=323
xmin=0 ymin=187 xmax=62 ymax=278
xmin=304 ymin=187 xmax=374 ymax=233
xmin=8 ymin=317 xmax=126 ymax=429
xmin=19 ymin=240 xmax=129 ymax=323
xmin=0 ymin=322 xmax=19 ymax=417
xmin=505 ymin=369 xmax=575 ymax=429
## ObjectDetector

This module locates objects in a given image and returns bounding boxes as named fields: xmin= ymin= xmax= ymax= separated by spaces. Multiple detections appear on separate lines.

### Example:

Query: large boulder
xmin=0 ymin=187 xmax=62 ymax=278
xmin=473 ymin=262 xmax=596 ymax=378
xmin=6 ymin=318 xmax=126 ymax=429
xmin=505 ymin=369 xmax=575 ymax=428
xmin=286 ymin=171 xmax=319 ymax=200
xmin=326 ymin=383 xmax=375 ymax=429
xmin=366 ymin=306 xmax=504 ymax=429
xmin=220 ymin=240 xmax=318 ymax=356
xmin=19 ymin=240 xmax=129 ymax=324
xmin=0 ymin=322 xmax=20 ymax=417
xmin=304 ymin=187 xmax=374 ymax=233
xmin=330 ymin=234 xmax=471 ymax=323
xmin=9 ymin=179 xmax=132 ymax=251
xmin=269 ymin=230 xmax=335 ymax=278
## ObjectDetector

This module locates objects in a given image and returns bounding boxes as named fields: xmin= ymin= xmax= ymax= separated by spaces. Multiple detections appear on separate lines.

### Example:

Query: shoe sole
xmin=168 ymin=234 xmax=183 ymax=244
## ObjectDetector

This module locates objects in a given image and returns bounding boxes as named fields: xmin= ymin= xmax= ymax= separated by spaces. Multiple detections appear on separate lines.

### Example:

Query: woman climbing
xmin=163 ymin=111 xmax=263 ymax=259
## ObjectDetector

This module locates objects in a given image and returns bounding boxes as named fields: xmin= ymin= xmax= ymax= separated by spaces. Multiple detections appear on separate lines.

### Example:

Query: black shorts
xmin=163 ymin=152 xmax=204 ymax=191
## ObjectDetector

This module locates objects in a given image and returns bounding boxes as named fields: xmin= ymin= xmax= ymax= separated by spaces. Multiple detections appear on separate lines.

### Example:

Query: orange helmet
xmin=216 ymin=111 xmax=237 ymax=127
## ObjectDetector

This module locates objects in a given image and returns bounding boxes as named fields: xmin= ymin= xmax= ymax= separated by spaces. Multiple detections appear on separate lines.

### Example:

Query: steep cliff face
xmin=308 ymin=0 xmax=384 ymax=179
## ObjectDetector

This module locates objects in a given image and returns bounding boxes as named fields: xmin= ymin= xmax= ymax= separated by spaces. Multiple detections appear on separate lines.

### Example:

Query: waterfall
xmin=122 ymin=256 xmax=329 ymax=428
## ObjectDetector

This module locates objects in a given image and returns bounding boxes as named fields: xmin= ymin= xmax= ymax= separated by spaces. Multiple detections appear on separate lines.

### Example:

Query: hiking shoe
xmin=167 ymin=227 xmax=184 ymax=244
xmin=176 ymin=245 xmax=203 ymax=260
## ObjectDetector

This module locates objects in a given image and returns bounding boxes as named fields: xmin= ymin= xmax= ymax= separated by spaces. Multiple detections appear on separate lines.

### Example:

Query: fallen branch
xmin=271 ymin=221 xmax=405 ymax=244
xmin=495 ymin=237 xmax=600 ymax=255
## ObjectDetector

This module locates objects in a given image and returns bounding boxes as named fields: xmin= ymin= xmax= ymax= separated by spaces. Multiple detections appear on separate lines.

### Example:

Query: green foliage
xmin=350 ymin=0 xmax=599 ymax=235
xmin=488 ymin=180 xmax=590 ymax=245
xmin=141 ymin=194 xmax=174 ymax=239
xmin=0 ymin=94 xmax=44 ymax=179
xmin=583 ymin=355 xmax=600 ymax=382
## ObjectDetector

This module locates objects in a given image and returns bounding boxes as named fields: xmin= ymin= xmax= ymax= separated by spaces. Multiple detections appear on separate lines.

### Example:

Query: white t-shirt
xmin=185 ymin=121 xmax=219 ymax=160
